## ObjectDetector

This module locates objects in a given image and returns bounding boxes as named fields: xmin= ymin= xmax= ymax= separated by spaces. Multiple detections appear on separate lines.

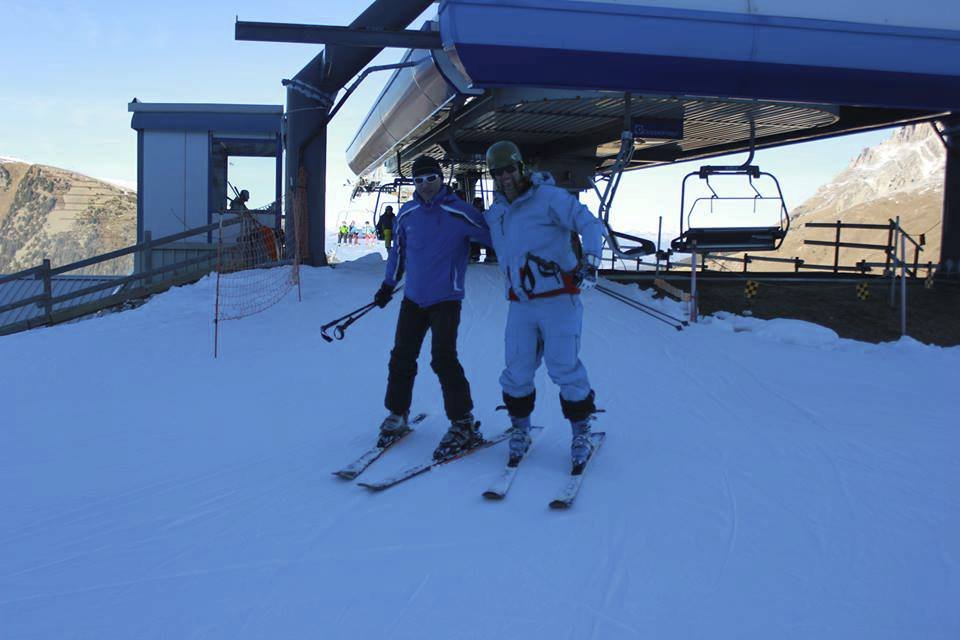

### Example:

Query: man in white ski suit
xmin=483 ymin=140 xmax=606 ymax=469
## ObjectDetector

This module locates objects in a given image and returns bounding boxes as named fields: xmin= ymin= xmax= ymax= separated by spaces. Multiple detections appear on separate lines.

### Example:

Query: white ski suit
xmin=483 ymin=172 xmax=605 ymax=404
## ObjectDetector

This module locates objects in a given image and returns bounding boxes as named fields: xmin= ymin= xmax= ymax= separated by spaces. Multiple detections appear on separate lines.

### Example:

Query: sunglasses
xmin=491 ymin=164 xmax=518 ymax=178
xmin=413 ymin=173 xmax=441 ymax=185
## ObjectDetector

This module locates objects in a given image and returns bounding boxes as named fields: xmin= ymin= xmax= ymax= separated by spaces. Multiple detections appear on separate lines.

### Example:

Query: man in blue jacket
xmin=374 ymin=155 xmax=492 ymax=460
xmin=483 ymin=140 xmax=606 ymax=472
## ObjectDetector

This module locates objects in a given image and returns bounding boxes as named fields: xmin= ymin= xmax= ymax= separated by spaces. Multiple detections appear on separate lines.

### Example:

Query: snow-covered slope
xmin=2 ymin=256 xmax=958 ymax=639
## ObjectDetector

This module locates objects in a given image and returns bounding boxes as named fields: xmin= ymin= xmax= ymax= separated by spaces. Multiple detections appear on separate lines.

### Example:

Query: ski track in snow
xmin=1 ymin=252 xmax=959 ymax=639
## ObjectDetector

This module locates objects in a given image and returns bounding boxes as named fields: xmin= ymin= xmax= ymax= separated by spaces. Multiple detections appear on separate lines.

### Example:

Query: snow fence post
xmin=901 ymin=228 xmax=907 ymax=336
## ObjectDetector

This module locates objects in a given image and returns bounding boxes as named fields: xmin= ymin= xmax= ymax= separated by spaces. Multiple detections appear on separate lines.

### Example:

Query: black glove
xmin=374 ymin=282 xmax=395 ymax=308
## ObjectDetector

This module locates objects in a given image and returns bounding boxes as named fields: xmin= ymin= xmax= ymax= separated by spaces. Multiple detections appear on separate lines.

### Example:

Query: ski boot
xmin=507 ymin=415 xmax=532 ymax=467
xmin=433 ymin=414 xmax=483 ymax=461
xmin=570 ymin=418 xmax=594 ymax=474
xmin=377 ymin=412 xmax=410 ymax=448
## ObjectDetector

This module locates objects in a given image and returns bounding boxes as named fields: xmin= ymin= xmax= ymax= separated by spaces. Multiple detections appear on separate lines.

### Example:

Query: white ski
xmin=333 ymin=413 xmax=427 ymax=481
xmin=549 ymin=432 xmax=605 ymax=509
xmin=482 ymin=426 xmax=545 ymax=500
xmin=358 ymin=426 xmax=510 ymax=492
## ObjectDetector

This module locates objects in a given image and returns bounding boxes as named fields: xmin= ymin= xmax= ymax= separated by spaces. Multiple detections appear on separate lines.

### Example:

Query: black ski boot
xmin=377 ymin=413 xmax=410 ymax=448
xmin=433 ymin=414 xmax=483 ymax=461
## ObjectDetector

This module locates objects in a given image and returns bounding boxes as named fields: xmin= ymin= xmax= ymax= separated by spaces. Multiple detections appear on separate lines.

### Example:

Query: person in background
xmin=378 ymin=206 xmax=396 ymax=250
xmin=230 ymin=189 xmax=250 ymax=211
xmin=470 ymin=197 xmax=486 ymax=263
xmin=373 ymin=155 xmax=492 ymax=461
xmin=349 ymin=220 xmax=359 ymax=245
xmin=363 ymin=221 xmax=374 ymax=245
xmin=338 ymin=221 xmax=349 ymax=245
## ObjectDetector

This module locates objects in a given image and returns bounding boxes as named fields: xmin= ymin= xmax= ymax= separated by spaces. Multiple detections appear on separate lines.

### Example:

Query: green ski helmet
xmin=485 ymin=140 xmax=524 ymax=176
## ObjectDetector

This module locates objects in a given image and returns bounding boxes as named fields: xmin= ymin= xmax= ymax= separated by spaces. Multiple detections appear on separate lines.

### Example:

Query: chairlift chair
xmin=370 ymin=177 xmax=414 ymax=225
xmin=670 ymin=163 xmax=791 ymax=324
xmin=670 ymin=163 xmax=790 ymax=253
xmin=667 ymin=113 xmax=792 ymax=324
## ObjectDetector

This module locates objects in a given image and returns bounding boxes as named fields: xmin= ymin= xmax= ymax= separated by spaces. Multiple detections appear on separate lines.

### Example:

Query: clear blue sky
xmin=1 ymin=0 xmax=893 ymax=234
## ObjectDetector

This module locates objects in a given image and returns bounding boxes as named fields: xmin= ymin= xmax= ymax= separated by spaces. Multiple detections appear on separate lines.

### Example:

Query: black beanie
xmin=411 ymin=155 xmax=443 ymax=180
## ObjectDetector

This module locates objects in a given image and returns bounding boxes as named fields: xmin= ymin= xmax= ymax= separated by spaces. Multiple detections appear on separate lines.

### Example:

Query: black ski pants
xmin=385 ymin=298 xmax=473 ymax=421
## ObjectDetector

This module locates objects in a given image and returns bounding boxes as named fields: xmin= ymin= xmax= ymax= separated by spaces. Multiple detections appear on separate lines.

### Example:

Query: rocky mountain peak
xmin=794 ymin=124 xmax=945 ymax=219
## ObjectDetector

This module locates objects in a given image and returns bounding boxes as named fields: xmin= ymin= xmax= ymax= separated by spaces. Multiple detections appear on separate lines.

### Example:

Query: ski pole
xmin=320 ymin=286 xmax=403 ymax=342
xmin=331 ymin=304 xmax=376 ymax=340
xmin=595 ymin=284 xmax=687 ymax=331
xmin=597 ymin=284 xmax=686 ymax=329
xmin=321 ymin=303 xmax=374 ymax=342
xmin=321 ymin=303 xmax=374 ymax=339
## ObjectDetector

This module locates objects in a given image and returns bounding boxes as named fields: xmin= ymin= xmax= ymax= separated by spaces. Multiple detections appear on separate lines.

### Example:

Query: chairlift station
xmin=224 ymin=0 xmax=960 ymax=276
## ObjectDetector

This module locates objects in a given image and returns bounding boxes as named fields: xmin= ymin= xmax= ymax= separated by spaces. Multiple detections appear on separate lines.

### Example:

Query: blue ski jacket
xmin=383 ymin=186 xmax=491 ymax=307
xmin=484 ymin=172 xmax=606 ymax=300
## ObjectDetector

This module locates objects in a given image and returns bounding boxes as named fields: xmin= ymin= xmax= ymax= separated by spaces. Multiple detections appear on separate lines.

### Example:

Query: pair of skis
xmin=333 ymin=419 xmax=604 ymax=508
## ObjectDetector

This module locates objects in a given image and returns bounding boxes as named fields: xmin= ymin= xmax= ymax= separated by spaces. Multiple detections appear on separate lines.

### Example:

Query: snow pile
xmin=94 ymin=177 xmax=137 ymax=193
xmin=1 ymin=255 xmax=958 ymax=639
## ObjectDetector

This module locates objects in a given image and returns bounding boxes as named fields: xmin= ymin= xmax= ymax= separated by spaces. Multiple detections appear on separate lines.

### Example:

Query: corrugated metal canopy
xmin=388 ymin=92 xmax=839 ymax=178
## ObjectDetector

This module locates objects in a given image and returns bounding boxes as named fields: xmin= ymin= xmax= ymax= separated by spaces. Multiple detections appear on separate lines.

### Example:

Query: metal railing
xmin=0 ymin=217 xmax=242 ymax=336
xmin=802 ymin=219 xmax=927 ymax=276
xmin=601 ymin=217 xmax=932 ymax=280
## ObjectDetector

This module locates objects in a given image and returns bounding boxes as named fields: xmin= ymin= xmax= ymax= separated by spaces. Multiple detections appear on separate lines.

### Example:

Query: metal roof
xmin=388 ymin=92 xmax=839 ymax=178
xmin=346 ymin=0 xmax=956 ymax=182
xmin=129 ymin=102 xmax=283 ymax=134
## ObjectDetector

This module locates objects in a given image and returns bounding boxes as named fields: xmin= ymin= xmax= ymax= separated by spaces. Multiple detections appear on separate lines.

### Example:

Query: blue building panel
xmin=438 ymin=0 xmax=960 ymax=110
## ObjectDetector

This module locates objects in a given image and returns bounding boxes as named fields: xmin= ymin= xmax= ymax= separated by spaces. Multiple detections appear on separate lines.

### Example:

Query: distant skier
xmin=349 ymin=220 xmax=359 ymax=245
xmin=482 ymin=140 xmax=605 ymax=471
xmin=378 ymin=205 xmax=396 ymax=250
xmin=373 ymin=155 xmax=492 ymax=460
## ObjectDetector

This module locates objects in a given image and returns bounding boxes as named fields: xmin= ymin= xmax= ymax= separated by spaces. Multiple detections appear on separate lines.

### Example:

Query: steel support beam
xmin=235 ymin=21 xmax=441 ymax=49
xmin=939 ymin=113 xmax=960 ymax=277
xmin=277 ymin=0 xmax=434 ymax=266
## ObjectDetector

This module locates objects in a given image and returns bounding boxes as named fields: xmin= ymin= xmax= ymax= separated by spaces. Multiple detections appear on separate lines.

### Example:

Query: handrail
xmin=1 ymin=216 xmax=245 ymax=334
xmin=805 ymin=222 xmax=890 ymax=230
xmin=0 ymin=217 xmax=242 ymax=284
xmin=0 ymin=294 xmax=46 ymax=315
xmin=0 ymin=264 xmax=45 ymax=287
xmin=49 ymin=254 xmax=218 ymax=306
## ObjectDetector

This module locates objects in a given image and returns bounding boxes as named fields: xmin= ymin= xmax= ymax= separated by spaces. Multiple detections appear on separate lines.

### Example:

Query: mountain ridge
xmin=0 ymin=158 xmax=136 ymax=275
